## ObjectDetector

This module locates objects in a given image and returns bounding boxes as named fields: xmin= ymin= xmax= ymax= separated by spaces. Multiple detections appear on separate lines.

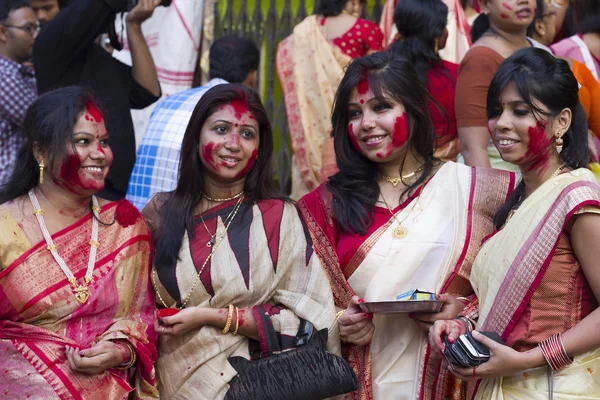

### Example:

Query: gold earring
xmin=434 ymin=38 xmax=439 ymax=54
xmin=39 ymin=160 xmax=45 ymax=184
xmin=556 ymin=136 xmax=564 ymax=154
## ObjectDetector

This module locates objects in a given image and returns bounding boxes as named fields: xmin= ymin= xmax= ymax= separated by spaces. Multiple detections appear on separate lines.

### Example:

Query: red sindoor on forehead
xmin=357 ymin=72 xmax=369 ymax=95
xmin=229 ymin=99 xmax=251 ymax=121
xmin=85 ymin=100 xmax=103 ymax=122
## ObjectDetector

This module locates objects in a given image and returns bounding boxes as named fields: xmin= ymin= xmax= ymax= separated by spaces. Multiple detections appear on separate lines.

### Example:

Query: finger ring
xmin=160 ymin=326 xmax=165 ymax=333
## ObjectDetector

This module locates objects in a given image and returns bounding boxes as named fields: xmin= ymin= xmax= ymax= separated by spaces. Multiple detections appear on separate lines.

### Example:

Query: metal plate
xmin=358 ymin=300 xmax=444 ymax=314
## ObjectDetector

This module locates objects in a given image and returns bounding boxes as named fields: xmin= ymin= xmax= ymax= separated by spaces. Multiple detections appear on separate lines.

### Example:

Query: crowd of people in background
xmin=2 ymin=0 xmax=600 ymax=399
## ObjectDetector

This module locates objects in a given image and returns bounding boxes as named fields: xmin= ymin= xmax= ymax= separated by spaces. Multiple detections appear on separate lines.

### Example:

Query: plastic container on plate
xmin=358 ymin=300 xmax=444 ymax=314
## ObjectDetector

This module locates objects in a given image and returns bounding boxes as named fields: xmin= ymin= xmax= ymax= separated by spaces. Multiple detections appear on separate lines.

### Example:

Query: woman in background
xmin=277 ymin=0 xmax=383 ymax=199
xmin=389 ymin=0 xmax=459 ymax=160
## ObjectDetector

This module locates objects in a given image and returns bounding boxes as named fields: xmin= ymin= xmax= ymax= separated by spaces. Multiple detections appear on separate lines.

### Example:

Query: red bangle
xmin=538 ymin=333 xmax=573 ymax=372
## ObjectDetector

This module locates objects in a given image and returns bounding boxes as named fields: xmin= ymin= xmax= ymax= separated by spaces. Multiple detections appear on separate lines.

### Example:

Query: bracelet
xmin=539 ymin=333 xmax=573 ymax=372
xmin=114 ymin=341 xmax=136 ymax=370
xmin=453 ymin=316 xmax=475 ymax=332
xmin=455 ymin=296 xmax=470 ymax=304
xmin=222 ymin=304 xmax=234 ymax=334
xmin=232 ymin=306 xmax=240 ymax=336
xmin=335 ymin=310 xmax=345 ymax=322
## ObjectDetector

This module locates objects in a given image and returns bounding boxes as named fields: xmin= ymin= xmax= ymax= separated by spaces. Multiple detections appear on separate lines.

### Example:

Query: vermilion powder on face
xmin=524 ymin=121 xmax=554 ymax=174
xmin=85 ymin=100 xmax=103 ymax=123
xmin=348 ymin=123 xmax=362 ymax=152
xmin=234 ymin=149 xmax=258 ymax=179
xmin=376 ymin=114 xmax=409 ymax=159
xmin=201 ymin=142 xmax=223 ymax=171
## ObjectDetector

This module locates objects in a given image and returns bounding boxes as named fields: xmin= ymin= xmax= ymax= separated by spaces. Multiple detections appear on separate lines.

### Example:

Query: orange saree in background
xmin=298 ymin=163 xmax=515 ymax=400
xmin=0 ymin=200 xmax=158 ymax=399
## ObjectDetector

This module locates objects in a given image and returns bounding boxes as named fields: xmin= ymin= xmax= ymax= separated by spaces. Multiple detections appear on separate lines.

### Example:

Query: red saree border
xmin=0 ymin=202 xmax=118 ymax=280
xmin=26 ymin=341 xmax=82 ymax=400
xmin=479 ymin=180 xmax=600 ymax=337
xmin=19 ymin=234 xmax=152 ymax=314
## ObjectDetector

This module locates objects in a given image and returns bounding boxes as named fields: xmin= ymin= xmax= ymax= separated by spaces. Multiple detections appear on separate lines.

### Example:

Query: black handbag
xmin=224 ymin=320 xmax=358 ymax=400
xmin=443 ymin=331 xmax=505 ymax=368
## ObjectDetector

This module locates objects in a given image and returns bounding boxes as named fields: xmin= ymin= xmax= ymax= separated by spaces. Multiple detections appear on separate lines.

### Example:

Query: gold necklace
xmin=380 ymin=167 xmax=424 ymax=188
xmin=201 ymin=190 xmax=244 ymax=202
xmin=380 ymin=190 xmax=421 ymax=239
xmin=199 ymin=196 xmax=243 ymax=247
xmin=505 ymin=164 xmax=566 ymax=224
xmin=152 ymin=194 xmax=245 ymax=309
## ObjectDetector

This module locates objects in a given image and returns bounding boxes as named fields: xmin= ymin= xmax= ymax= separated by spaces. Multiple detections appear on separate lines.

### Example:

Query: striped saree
xmin=0 ymin=199 xmax=158 ymax=399
xmin=470 ymin=169 xmax=600 ymax=399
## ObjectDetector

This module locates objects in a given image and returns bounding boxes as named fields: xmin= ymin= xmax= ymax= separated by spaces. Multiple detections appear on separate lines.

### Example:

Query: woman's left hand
xmin=65 ymin=341 xmax=128 ymax=375
xmin=450 ymin=331 xmax=531 ymax=381
xmin=410 ymin=294 xmax=467 ymax=332
xmin=157 ymin=306 xmax=212 ymax=336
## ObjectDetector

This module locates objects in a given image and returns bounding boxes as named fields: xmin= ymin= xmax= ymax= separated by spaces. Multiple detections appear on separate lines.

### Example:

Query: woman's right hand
xmin=428 ymin=319 xmax=467 ymax=356
xmin=338 ymin=296 xmax=375 ymax=346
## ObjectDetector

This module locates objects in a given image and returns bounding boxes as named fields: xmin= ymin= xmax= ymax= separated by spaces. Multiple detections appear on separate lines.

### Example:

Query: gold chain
xmin=379 ymin=166 xmax=424 ymax=188
xmin=201 ymin=190 xmax=244 ymax=202
xmin=152 ymin=194 xmax=245 ymax=309
xmin=199 ymin=197 xmax=241 ymax=247
xmin=380 ymin=190 xmax=421 ymax=239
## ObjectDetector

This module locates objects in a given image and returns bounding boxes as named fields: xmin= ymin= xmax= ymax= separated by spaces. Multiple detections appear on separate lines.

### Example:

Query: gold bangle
xmin=456 ymin=296 xmax=470 ymax=304
xmin=114 ymin=341 xmax=136 ymax=370
xmin=233 ymin=306 xmax=240 ymax=335
xmin=222 ymin=304 xmax=234 ymax=334
xmin=335 ymin=310 xmax=345 ymax=321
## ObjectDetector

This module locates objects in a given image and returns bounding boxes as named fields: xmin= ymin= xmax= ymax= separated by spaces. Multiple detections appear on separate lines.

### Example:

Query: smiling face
xmin=488 ymin=82 xmax=561 ymax=174
xmin=487 ymin=0 xmax=535 ymax=29
xmin=198 ymin=101 xmax=260 ymax=183
xmin=51 ymin=102 xmax=113 ymax=195
xmin=347 ymin=83 xmax=411 ymax=163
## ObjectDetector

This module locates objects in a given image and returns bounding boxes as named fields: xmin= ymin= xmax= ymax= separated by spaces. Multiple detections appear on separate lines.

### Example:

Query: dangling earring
xmin=434 ymin=38 xmax=439 ymax=54
xmin=555 ymin=136 xmax=564 ymax=154
xmin=39 ymin=160 xmax=45 ymax=184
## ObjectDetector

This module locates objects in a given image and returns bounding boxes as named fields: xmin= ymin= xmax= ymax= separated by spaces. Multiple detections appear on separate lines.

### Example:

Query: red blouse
xmin=321 ymin=17 xmax=384 ymax=58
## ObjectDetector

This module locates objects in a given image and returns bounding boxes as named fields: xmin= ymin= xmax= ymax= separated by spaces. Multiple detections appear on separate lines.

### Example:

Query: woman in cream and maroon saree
xmin=0 ymin=87 xmax=158 ymax=399
xmin=143 ymin=84 xmax=341 ymax=399
xmin=297 ymin=52 xmax=515 ymax=400
xmin=430 ymin=48 xmax=600 ymax=399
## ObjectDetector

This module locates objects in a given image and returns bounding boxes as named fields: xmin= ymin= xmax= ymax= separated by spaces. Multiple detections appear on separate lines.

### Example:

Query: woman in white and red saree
xmin=277 ymin=0 xmax=383 ymax=199
xmin=297 ymin=52 xmax=515 ymax=400
xmin=144 ymin=84 xmax=341 ymax=399
xmin=0 ymin=87 xmax=158 ymax=399
xmin=431 ymin=48 xmax=600 ymax=399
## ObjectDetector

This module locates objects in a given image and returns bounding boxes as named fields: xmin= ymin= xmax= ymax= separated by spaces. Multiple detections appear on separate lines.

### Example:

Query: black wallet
xmin=443 ymin=331 xmax=505 ymax=368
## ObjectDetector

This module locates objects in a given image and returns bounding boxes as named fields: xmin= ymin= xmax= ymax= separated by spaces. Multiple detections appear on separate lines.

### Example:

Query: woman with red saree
xmin=0 ymin=87 xmax=158 ymax=399
xmin=297 ymin=52 xmax=515 ymax=400
xmin=430 ymin=48 xmax=600 ymax=399
xmin=277 ymin=0 xmax=383 ymax=199
xmin=143 ymin=84 xmax=342 ymax=399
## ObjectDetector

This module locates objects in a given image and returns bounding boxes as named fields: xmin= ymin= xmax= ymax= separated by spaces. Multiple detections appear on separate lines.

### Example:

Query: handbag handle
xmin=249 ymin=317 xmax=315 ymax=360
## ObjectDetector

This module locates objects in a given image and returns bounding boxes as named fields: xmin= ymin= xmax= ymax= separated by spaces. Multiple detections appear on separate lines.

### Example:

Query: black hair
xmin=209 ymin=35 xmax=260 ymax=83
xmin=313 ymin=0 xmax=366 ymax=17
xmin=388 ymin=0 xmax=448 ymax=83
xmin=0 ymin=0 xmax=31 ymax=21
xmin=526 ymin=0 xmax=545 ymax=38
xmin=0 ymin=86 xmax=103 ymax=204
xmin=573 ymin=0 xmax=600 ymax=35
xmin=153 ymin=83 xmax=282 ymax=270
xmin=327 ymin=52 xmax=437 ymax=234
xmin=471 ymin=13 xmax=489 ymax=42
xmin=487 ymin=48 xmax=588 ymax=229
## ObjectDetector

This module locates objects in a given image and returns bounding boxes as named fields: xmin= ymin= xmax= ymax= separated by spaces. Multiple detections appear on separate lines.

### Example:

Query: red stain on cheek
xmin=377 ymin=114 xmax=409 ymax=159
xmin=60 ymin=154 xmax=83 ymax=186
xmin=360 ymin=99 xmax=364 ymax=104
xmin=502 ymin=2 xmax=513 ymax=11
xmin=524 ymin=122 xmax=554 ymax=173
xmin=500 ymin=13 xmax=509 ymax=19
xmin=85 ymin=100 xmax=103 ymax=123
xmin=348 ymin=123 xmax=362 ymax=152
xmin=235 ymin=149 xmax=258 ymax=179
xmin=201 ymin=142 xmax=223 ymax=171
xmin=96 ymin=144 xmax=105 ymax=156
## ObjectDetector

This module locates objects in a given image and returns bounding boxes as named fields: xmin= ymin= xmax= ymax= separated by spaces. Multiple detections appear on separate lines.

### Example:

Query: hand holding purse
xmin=443 ymin=330 xmax=506 ymax=368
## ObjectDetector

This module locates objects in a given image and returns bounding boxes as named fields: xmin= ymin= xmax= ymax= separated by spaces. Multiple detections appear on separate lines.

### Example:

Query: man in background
xmin=30 ymin=0 xmax=60 ymax=26
xmin=127 ymin=35 xmax=259 ymax=209
xmin=0 ymin=0 xmax=38 ymax=185
xmin=33 ymin=0 xmax=162 ymax=200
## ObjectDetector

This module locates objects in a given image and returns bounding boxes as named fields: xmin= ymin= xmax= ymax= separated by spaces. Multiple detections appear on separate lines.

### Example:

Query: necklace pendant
xmin=206 ymin=235 xmax=216 ymax=247
xmin=72 ymin=283 xmax=90 ymax=303
xmin=393 ymin=225 xmax=408 ymax=239
xmin=387 ymin=178 xmax=401 ymax=188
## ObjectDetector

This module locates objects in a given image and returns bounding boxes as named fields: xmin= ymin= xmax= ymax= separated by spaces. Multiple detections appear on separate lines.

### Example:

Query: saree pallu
xmin=277 ymin=15 xmax=352 ymax=200
xmin=143 ymin=198 xmax=340 ymax=399
xmin=0 ymin=200 xmax=158 ymax=399
xmin=298 ymin=162 xmax=515 ymax=400
xmin=470 ymin=169 xmax=600 ymax=399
